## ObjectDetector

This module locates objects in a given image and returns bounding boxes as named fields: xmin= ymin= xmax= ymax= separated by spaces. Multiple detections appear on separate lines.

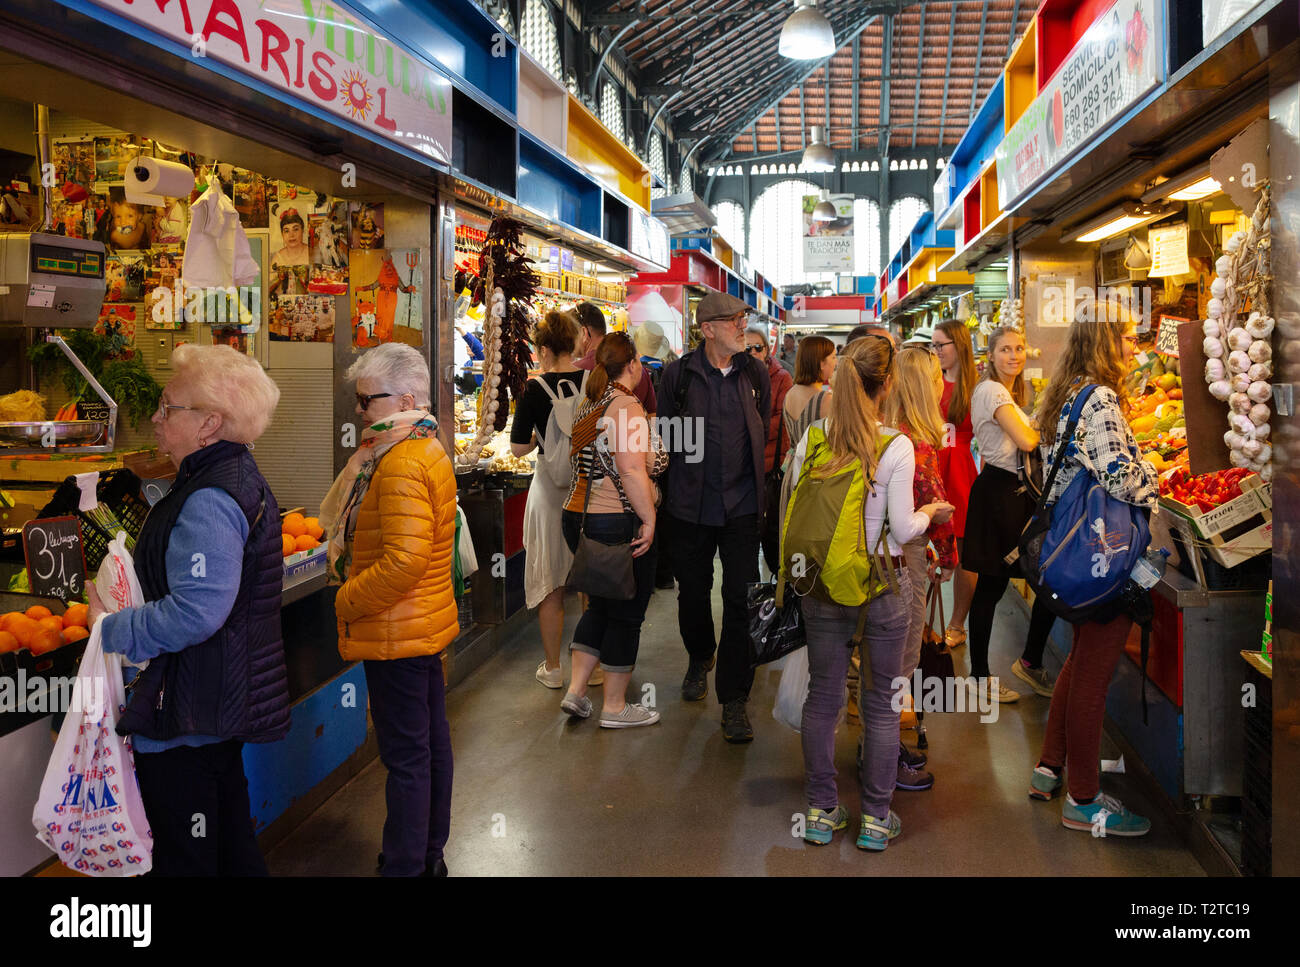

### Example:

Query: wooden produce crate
xmin=1159 ymin=474 xmax=1272 ymax=569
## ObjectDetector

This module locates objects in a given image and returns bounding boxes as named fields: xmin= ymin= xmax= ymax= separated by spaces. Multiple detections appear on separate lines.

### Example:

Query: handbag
xmin=747 ymin=576 xmax=804 ymax=667
xmin=564 ymin=465 xmax=637 ymax=601
xmin=917 ymin=568 xmax=959 ymax=713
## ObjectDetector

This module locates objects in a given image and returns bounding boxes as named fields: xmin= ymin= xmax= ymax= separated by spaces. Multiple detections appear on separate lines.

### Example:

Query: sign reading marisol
xmin=84 ymin=0 xmax=452 ymax=164
xmin=995 ymin=0 xmax=1161 ymax=209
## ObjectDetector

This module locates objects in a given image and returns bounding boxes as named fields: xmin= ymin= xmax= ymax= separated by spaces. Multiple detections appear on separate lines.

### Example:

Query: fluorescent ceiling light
xmin=804 ymin=126 xmax=836 ymax=170
xmin=1141 ymin=162 xmax=1222 ymax=203
xmin=779 ymin=0 xmax=835 ymax=59
xmin=1067 ymin=201 xmax=1178 ymax=243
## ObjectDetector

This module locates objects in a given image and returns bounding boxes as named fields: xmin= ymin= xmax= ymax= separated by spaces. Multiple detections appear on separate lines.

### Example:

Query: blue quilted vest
xmin=117 ymin=441 xmax=290 ymax=743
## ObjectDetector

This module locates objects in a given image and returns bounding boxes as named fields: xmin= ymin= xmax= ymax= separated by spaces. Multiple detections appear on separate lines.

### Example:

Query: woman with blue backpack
xmin=1027 ymin=311 xmax=1158 ymax=836
xmin=783 ymin=335 xmax=953 ymax=850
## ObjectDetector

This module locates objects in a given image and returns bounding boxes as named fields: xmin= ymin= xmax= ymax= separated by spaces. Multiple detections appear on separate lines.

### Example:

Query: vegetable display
xmin=1160 ymin=466 xmax=1255 ymax=512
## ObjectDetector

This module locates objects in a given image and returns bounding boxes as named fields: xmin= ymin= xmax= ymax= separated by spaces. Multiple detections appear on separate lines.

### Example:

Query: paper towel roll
xmin=124 ymin=156 xmax=194 ymax=206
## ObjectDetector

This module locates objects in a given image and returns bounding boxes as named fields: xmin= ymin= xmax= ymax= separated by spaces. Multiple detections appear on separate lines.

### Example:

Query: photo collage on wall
xmin=48 ymin=129 xmax=421 ymax=348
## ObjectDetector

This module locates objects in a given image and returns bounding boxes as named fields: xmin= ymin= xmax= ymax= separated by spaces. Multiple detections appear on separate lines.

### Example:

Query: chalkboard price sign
xmin=1156 ymin=315 xmax=1189 ymax=358
xmin=21 ymin=516 xmax=87 ymax=604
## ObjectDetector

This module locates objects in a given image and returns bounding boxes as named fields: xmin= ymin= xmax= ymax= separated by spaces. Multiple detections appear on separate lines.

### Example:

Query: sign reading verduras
xmin=802 ymin=194 xmax=855 ymax=273
xmin=84 ymin=0 xmax=453 ymax=163
xmin=995 ymin=0 xmax=1161 ymax=209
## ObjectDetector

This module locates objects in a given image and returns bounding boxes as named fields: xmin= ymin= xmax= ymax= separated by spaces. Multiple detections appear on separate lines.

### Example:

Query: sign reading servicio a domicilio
xmin=995 ymin=0 xmax=1161 ymax=210
xmin=81 ymin=0 xmax=452 ymax=164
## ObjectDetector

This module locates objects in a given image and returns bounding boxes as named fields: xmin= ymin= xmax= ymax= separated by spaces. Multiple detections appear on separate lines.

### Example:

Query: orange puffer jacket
xmin=335 ymin=436 xmax=459 ymax=661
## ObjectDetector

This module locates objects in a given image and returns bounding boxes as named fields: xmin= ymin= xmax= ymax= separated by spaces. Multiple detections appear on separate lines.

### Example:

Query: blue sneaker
xmin=1062 ymin=793 xmax=1151 ymax=837
xmin=856 ymin=810 xmax=902 ymax=851
xmin=1029 ymin=765 xmax=1063 ymax=801
xmin=804 ymin=805 xmax=849 ymax=845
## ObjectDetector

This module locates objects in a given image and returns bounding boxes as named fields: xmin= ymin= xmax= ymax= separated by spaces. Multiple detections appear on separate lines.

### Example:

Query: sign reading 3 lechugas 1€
xmin=85 ymin=0 xmax=453 ymax=164
xmin=995 ymin=0 xmax=1161 ymax=209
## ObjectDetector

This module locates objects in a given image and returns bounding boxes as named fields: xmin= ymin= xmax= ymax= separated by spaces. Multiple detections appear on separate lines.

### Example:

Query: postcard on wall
xmin=232 ymin=168 xmax=268 ymax=229
xmin=52 ymin=140 xmax=95 ymax=189
xmin=308 ymin=207 xmax=349 ymax=293
xmin=271 ymin=294 xmax=336 ymax=343
xmin=95 ymin=303 xmax=137 ymax=344
xmin=94 ymin=186 xmax=153 ymax=252
xmin=150 ymin=196 xmax=188 ymax=245
xmin=350 ymin=249 xmax=421 ymax=348
xmin=349 ymin=202 xmax=385 ymax=250
xmin=105 ymin=253 xmax=149 ymax=302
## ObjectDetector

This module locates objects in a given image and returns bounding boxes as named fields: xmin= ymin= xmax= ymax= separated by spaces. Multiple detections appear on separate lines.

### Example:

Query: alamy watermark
xmin=890 ymin=669 xmax=999 ymax=724
xmin=596 ymin=410 xmax=704 ymax=464
xmin=0 ymin=669 xmax=107 ymax=719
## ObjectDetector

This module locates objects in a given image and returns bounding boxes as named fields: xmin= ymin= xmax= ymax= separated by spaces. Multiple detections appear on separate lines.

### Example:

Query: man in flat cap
xmin=659 ymin=291 xmax=771 ymax=743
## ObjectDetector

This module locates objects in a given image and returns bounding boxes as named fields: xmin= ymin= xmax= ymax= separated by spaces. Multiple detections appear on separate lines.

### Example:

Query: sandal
xmin=944 ymin=627 xmax=967 ymax=648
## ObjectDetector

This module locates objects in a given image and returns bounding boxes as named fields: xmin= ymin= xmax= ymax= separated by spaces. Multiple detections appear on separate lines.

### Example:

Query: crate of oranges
xmin=281 ymin=511 xmax=328 ymax=580
xmin=0 ymin=599 xmax=91 ymax=670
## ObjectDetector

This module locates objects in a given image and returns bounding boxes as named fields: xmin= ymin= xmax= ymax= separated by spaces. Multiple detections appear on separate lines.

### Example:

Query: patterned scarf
xmin=319 ymin=409 xmax=437 ymax=585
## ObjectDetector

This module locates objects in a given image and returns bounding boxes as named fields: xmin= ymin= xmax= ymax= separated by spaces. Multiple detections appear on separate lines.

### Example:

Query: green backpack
xmin=778 ymin=426 xmax=902 ymax=641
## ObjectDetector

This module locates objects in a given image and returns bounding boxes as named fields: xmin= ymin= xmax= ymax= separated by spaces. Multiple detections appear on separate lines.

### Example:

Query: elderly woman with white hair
xmin=320 ymin=342 xmax=458 ymax=877
xmin=86 ymin=343 xmax=291 ymax=876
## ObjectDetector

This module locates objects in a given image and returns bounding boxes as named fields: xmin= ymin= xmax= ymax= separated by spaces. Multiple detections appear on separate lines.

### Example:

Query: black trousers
xmin=665 ymin=512 xmax=759 ymax=704
xmin=133 ymin=739 xmax=267 ymax=877
xmin=364 ymin=655 xmax=454 ymax=877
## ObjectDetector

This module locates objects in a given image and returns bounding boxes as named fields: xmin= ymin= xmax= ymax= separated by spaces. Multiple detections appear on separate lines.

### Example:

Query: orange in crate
xmin=25 ymin=605 xmax=53 ymax=621
xmin=294 ymin=534 xmax=320 ymax=553
xmin=281 ymin=534 xmax=296 ymax=557
xmin=37 ymin=616 xmax=64 ymax=637
xmin=29 ymin=630 xmax=64 ymax=656
xmin=303 ymin=517 xmax=325 ymax=540
xmin=61 ymin=626 xmax=90 ymax=645
xmin=0 ymin=631 xmax=18 ymax=653
xmin=62 ymin=604 xmax=89 ymax=629
xmin=282 ymin=513 xmax=307 ymax=538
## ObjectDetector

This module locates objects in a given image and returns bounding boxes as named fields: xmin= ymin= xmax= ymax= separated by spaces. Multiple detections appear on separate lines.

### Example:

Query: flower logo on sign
xmin=1125 ymin=3 xmax=1148 ymax=73
xmin=341 ymin=71 xmax=374 ymax=121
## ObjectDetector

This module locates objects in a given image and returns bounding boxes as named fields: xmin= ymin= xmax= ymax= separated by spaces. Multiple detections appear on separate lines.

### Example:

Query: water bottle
xmin=1130 ymin=547 xmax=1170 ymax=590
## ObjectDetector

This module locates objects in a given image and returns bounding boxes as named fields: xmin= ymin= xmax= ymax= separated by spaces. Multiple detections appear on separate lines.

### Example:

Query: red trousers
xmin=1039 ymin=612 xmax=1132 ymax=801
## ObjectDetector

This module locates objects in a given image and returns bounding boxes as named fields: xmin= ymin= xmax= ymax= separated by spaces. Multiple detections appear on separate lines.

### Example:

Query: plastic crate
xmin=37 ymin=469 xmax=149 ymax=571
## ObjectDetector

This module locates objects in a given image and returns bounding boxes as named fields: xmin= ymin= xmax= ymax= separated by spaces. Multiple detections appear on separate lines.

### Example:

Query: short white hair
xmin=171 ymin=343 xmax=280 ymax=443
xmin=745 ymin=325 xmax=769 ymax=348
xmin=346 ymin=343 xmax=431 ymax=407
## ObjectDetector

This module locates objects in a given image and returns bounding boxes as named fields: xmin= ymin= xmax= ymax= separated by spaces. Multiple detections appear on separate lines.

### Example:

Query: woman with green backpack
xmin=782 ymin=335 xmax=953 ymax=850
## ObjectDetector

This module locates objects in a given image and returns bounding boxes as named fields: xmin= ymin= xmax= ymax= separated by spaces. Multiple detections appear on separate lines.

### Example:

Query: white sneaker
xmin=967 ymin=676 xmax=1020 ymax=704
xmin=599 ymin=703 xmax=661 ymax=729
xmin=535 ymin=660 xmax=563 ymax=689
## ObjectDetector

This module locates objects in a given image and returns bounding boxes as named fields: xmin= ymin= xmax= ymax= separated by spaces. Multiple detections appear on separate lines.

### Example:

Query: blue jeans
xmin=800 ymin=572 xmax=912 ymax=819
xmin=561 ymin=509 xmax=656 ymax=671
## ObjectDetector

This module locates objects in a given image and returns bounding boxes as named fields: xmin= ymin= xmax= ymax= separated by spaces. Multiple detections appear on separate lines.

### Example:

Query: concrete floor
xmin=266 ymin=569 xmax=1205 ymax=876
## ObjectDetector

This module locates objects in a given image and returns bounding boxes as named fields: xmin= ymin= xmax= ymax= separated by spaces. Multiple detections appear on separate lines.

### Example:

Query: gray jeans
xmin=800 ymin=571 xmax=913 ymax=819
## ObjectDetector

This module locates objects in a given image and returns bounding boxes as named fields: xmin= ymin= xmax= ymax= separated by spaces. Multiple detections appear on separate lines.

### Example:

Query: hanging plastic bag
xmin=772 ymin=645 xmax=810 ymax=732
xmin=32 ymin=620 xmax=153 ymax=875
xmin=94 ymin=530 xmax=147 ymax=670
xmin=456 ymin=507 xmax=478 ymax=577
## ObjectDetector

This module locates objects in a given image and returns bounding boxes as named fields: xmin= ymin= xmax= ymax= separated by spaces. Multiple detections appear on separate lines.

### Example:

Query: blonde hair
xmin=883 ymin=346 xmax=945 ymax=448
xmin=1036 ymin=306 xmax=1131 ymax=447
xmin=821 ymin=335 xmax=893 ymax=479
xmin=982 ymin=325 xmax=1027 ymax=406
xmin=171 ymin=343 xmax=280 ymax=443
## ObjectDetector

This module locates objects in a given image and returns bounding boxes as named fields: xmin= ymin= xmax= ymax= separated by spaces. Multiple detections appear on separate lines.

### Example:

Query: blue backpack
xmin=1014 ymin=385 xmax=1151 ymax=624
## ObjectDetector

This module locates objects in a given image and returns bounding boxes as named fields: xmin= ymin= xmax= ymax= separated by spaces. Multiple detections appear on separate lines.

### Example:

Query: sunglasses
xmin=744 ymin=345 xmax=764 ymax=354
xmin=356 ymin=392 xmax=393 ymax=409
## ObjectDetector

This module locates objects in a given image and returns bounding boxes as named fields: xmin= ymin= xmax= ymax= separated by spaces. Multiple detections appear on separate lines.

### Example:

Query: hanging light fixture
xmin=1066 ymin=201 xmax=1178 ymax=243
xmin=803 ymin=126 xmax=836 ymax=171
xmin=813 ymin=189 xmax=837 ymax=221
xmin=779 ymin=0 xmax=835 ymax=59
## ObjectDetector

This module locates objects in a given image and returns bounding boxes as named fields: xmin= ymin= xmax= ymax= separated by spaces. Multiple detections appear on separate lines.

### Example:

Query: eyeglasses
xmin=356 ymin=392 xmax=393 ymax=409
xmin=931 ymin=339 xmax=954 ymax=349
xmin=744 ymin=345 xmax=764 ymax=354
xmin=704 ymin=315 xmax=748 ymax=330
xmin=155 ymin=401 xmax=196 ymax=420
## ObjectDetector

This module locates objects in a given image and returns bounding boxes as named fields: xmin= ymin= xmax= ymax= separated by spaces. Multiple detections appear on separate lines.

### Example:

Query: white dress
xmin=522 ymin=376 xmax=579 ymax=609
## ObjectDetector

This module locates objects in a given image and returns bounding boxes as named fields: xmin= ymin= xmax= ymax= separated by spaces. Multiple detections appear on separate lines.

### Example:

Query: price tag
xmin=26 ymin=283 xmax=55 ymax=308
xmin=21 ymin=516 xmax=87 ymax=604
xmin=1156 ymin=315 xmax=1189 ymax=358
xmin=76 ymin=401 xmax=111 ymax=423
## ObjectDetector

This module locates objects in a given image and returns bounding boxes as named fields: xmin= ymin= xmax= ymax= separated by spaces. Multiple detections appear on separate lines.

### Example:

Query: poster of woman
xmin=270 ymin=207 xmax=311 ymax=267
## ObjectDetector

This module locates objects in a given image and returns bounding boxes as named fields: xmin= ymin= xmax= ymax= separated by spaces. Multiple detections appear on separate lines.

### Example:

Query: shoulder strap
xmin=673 ymin=351 xmax=696 ymax=416
xmin=1034 ymin=383 xmax=1099 ymax=516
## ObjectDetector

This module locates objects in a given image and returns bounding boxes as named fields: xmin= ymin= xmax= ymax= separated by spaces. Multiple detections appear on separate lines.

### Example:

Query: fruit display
xmin=281 ymin=511 xmax=324 ymax=558
xmin=0 ymin=601 xmax=90 ymax=655
xmin=1201 ymin=186 xmax=1273 ymax=481
xmin=1125 ymin=354 xmax=1188 ymax=474
xmin=1160 ymin=466 xmax=1256 ymax=512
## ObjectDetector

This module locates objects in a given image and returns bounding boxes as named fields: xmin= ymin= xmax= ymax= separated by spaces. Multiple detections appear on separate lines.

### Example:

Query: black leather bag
xmin=565 ymin=468 xmax=637 ymax=601
xmin=747 ymin=577 xmax=804 ymax=667
xmin=917 ymin=569 xmax=959 ymax=712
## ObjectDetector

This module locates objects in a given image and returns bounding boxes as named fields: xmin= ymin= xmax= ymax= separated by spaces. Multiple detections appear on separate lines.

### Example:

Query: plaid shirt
xmin=1040 ymin=384 xmax=1158 ymax=509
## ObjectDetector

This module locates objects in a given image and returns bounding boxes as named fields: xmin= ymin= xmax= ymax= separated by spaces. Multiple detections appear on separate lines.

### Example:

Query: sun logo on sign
xmin=341 ymin=70 xmax=374 ymax=120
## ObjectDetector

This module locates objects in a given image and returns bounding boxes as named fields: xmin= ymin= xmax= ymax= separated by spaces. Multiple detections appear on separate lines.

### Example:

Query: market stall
xmin=924 ymin=0 xmax=1294 ymax=873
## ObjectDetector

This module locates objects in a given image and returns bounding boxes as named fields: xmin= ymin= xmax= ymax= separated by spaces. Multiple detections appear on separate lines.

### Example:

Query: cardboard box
xmin=1159 ymin=474 xmax=1271 ymax=570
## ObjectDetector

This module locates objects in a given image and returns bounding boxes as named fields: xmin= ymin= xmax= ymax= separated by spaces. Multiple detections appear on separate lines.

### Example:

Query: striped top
xmin=565 ymin=384 xmax=668 ymax=516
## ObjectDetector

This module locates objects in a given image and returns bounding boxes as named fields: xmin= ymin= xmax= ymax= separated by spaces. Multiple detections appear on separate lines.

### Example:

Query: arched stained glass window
xmin=888 ymin=195 xmax=930 ymax=261
xmin=748 ymin=179 xmax=834 ymax=287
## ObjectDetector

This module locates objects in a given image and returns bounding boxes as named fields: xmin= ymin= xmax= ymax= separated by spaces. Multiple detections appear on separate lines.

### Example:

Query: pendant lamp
xmin=813 ymin=190 xmax=837 ymax=221
xmin=779 ymin=0 xmax=835 ymax=60
xmin=803 ymin=126 xmax=836 ymax=171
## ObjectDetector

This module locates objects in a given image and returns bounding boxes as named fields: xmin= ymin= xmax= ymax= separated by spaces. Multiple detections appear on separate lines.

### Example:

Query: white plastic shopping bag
xmin=94 ymin=530 xmax=147 ymax=671
xmin=32 ymin=619 xmax=153 ymax=875
xmin=456 ymin=507 xmax=478 ymax=577
xmin=772 ymin=645 xmax=810 ymax=732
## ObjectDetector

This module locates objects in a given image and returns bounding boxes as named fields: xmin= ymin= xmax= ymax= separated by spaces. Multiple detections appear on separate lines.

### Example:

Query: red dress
xmin=938 ymin=378 xmax=979 ymax=538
